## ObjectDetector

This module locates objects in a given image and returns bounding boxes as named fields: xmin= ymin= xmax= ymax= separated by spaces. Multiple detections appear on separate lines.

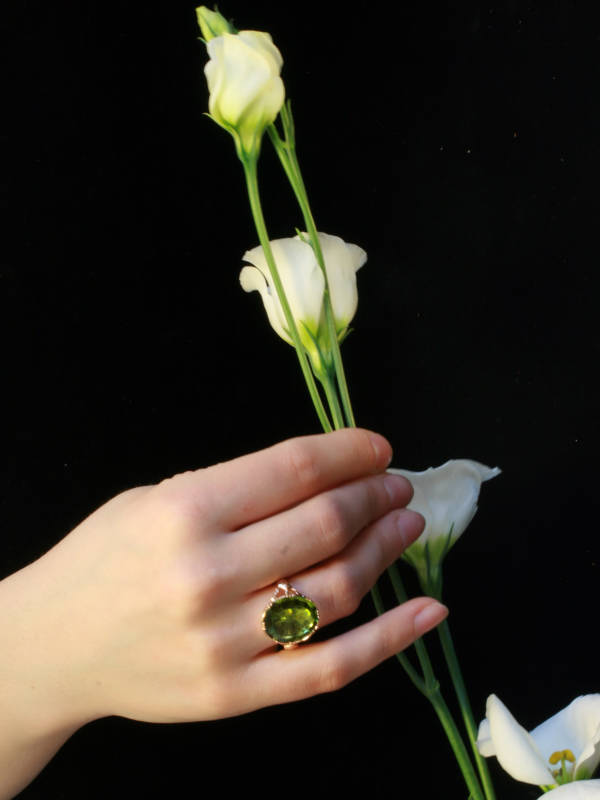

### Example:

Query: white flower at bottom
xmin=538 ymin=781 xmax=600 ymax=800
xmin=477 ymin=694 xmax=600 ymax=788
xmin=536 ymin=781 xmax=600 ymax=799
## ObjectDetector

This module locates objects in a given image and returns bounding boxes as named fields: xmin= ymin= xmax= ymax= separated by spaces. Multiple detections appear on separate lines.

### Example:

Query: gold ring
xmin=262 ymin=581 xmax=319 ymax=649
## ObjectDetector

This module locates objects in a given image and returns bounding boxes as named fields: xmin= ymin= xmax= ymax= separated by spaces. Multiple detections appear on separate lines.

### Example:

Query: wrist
xmin=0 ymin=555 xmax=99 ymax=741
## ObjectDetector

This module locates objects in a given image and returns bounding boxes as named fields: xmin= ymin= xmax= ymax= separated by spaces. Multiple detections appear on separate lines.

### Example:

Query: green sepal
xmin=196 ymin=6 xmax=237 ymax=42
xmin=300 ymin=320 xmax=330 ymax=375
xmin=338 ymin=325 xmax=353 ymax=345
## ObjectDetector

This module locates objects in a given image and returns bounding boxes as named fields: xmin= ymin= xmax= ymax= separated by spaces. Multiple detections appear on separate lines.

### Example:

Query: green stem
xmin=319 ymin=368 xmax=345 ymax=430
xmin=387 ymin=563 xmax=485 ymax=800
xmin=428 ymin=689 xmax=486 ymax=800
xmin=241 ymin=156 xmax=333 ymax=433
xmin=267 ymin=117 xmax=356 ymax=427
xmin=388 ymin=563 xmax=437 ymax=687
xmin=437 ymin=620 xmax=497 ymax=800
xmin=370 ymin=583 xmax=425 ymax=693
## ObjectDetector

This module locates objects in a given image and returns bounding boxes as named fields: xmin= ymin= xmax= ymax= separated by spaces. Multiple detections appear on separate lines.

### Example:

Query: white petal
xmin=237 ymin=31 xmax=283 ymax=72
xmin=239 ymin=265 xmax=290 ymax=344
xmin=530 ymin=696 xmax=600 ymax=780
xmin=244 ymin=239 xmax=324 ymax=334
xmin=208 ymin=34 xmax=273 ymax=126
xmin=535 ymin=781 xmax=600 ymax=800
xmin=477 ymin=718 xmax=495 ymax=757
xmin=484 ymin=694 xmax=553 ymax=785
xmin=388 ymin=460 xmax=500 ymax=544
xmin=310 ymin=232 xmax=366 ymax=329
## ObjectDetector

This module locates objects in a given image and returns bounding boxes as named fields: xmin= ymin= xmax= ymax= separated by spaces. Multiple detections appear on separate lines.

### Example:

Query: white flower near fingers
xmin=199 ymin=5 xmax=285 ymax=160
xmin=388 ymin=460 xmax=500 ymax=591
xmin=477 ymin=694 xmax=600 ymax=790
xmin=240 ymin=233 xmax=366 ymax=374
xmin=535 ymin=781 xmax=600 ymax=799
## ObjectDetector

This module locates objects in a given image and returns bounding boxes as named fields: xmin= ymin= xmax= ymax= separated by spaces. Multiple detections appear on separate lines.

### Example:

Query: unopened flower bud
xmin=196 ymin=6 xmax=235 ymax=42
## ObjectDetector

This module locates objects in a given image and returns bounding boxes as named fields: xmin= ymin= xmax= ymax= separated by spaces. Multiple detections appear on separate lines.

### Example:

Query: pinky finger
xmin=245 ymin=597 xmax=448 ymax=707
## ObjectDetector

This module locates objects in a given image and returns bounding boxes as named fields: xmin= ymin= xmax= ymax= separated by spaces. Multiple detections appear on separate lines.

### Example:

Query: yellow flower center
xmin=549 ymin=750 xmax=576 ymax=765
xmin=548 ymin=749 xmax=576 ymax=784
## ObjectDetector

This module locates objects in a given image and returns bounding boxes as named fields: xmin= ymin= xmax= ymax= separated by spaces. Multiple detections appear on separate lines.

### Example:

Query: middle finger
xmin=226 ymin=472 xmax=414 ymax=595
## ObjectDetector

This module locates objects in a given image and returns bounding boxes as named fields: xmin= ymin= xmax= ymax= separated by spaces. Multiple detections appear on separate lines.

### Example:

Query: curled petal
xmin=477 ymin=718 xmax=495 ymax=757
xmin=483 ymin=694 xmax=553 ymax=785
xmin=241 ymin=239 xmax=325 ymax=345
xmin=240 ymin=265 xmax=290 ymax=344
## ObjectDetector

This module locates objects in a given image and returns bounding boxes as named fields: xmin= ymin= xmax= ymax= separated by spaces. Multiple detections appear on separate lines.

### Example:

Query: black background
xmin=3 ymin=1 xmax=599 ymax=797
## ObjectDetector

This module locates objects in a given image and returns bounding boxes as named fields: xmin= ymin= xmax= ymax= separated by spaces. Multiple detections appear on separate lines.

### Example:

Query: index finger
xmin=204 ymin=428 xmax=393 ymax=530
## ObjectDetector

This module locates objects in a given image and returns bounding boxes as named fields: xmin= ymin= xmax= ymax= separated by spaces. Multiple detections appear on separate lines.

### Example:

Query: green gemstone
xmin=264 ymin=596 xmax=319 ymax=644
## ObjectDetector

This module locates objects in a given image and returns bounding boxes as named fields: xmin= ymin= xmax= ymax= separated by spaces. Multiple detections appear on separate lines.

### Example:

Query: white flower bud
xmin=204 ymin=30 xmax=285 ymax=159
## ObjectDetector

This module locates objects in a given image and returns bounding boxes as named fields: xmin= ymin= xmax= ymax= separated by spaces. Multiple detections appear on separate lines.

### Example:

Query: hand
xmin=0 ymin=429 xmax=447 ymax=796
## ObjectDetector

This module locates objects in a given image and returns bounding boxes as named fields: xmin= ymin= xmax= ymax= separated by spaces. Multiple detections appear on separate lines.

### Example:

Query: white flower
xmin=204 ymin=29 xmax=285 ymax=158
xmin=535 ymin=781 xmax=600 ymax=799
xmin=388 ymin=460 xmax=500 ymax=589
xmin=240 ymin=233 xmax=366 ymax=372
xmin=477 ymin=694 xmax=600 ymax=788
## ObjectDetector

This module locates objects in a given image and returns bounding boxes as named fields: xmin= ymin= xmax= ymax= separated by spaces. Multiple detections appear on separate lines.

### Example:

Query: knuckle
xmin=363 ymin=476 xmax=385 ymax=517
xmin=163 ymin=552 xmax=230 ymax=619
xmin=152 ymin=476 xmax=212 ymax=538
xmin=328 ymin=562 xmax=361 ymax=616
xmin=314 ymin=495 xmax=348 ymax=550
xmin=316 ymin=653 xmax=352 ymax=694
xmin=199 ymin=631 xmax=231 ymax=672
xmin=191 ymin=556 xmax=231 ymax=611
xmin=284 ymin=440 xmax=322 ymax=490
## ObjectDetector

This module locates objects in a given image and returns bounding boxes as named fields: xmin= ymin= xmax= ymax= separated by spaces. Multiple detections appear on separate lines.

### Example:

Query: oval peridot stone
xmin=264 ymin=596 xmax=319 ymax=644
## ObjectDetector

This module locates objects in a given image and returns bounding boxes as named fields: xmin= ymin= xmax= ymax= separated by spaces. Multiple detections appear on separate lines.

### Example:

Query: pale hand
xmin=0 ymin=429 xmax=447 ymax=798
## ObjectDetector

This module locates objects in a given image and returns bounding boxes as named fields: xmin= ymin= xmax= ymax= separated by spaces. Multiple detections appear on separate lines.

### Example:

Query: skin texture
xmin=0 ymin=429 xmax=447 ymax=799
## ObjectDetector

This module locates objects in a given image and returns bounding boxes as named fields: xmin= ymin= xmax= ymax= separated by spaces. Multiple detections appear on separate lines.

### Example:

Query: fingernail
xmin=414 ymin=601 xmax=448 ymax=636
xmin=368 ymin=432 xmax=393 ymax=467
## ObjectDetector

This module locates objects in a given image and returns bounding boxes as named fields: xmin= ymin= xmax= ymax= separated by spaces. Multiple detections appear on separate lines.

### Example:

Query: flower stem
xmin=267 ymin=114 xmax=355 ymax=427
xmin=428 ymin=690 xmax=486 ymax=800
xmin=436 ymin=620 xmax=497 ymax=800
xmin=242 ymin=155 xmax=333 ymax=433
xmin=370 ymin=583 xmax=425 ymax=693
xmin=319 ymin=368 xmax=346 ymax=430
xmin=388 ymin=564 xmax=436 ymax=687
xmin=387 ymin=563 xmax=486 ymax=800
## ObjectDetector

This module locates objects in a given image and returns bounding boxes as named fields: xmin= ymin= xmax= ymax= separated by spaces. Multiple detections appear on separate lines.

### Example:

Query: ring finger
xmin=231 ymin=505 xmax=424 ymax=659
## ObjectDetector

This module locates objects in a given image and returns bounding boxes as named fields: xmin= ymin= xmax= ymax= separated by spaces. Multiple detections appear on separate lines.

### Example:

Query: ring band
xmin=262 ymin=581 xmax=319 ymax=649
